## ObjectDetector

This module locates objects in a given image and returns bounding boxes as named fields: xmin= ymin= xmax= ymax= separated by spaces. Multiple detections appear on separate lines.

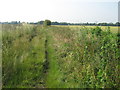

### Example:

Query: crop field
xmin=2 ymin=24 xmax=120 ymax=88
xmin=54 ymin=25 xmax=119 ymax=33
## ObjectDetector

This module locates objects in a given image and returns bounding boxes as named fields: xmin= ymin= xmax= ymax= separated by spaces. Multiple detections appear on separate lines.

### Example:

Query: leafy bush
xmin=43 ymin=20 xmax=51 ymax=26
xmin=91 ymin=26 xmax=102 ymax=36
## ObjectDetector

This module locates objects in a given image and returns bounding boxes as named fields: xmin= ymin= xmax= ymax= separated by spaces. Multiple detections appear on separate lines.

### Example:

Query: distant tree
xmin=38 ymin=21 xmax=44 ymax=24
xmin=11 ymin=21 xmax=18 ymax=24
xmin=60 ymin=22 xmax=68 ymax=25
xmin=116 ymin=22 xmax=120 ymax=26
xmin=51 ymin=22 xmax=59 ymax=25
xmin=43 ymin=20 xmax=51 ymax=26
xmin=17 ymin=21 xmax=21 ymax=24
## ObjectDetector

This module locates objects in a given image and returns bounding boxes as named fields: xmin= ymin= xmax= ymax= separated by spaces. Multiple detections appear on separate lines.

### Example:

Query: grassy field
xmin=2 ymin=24 xmax=119 ymax=88
xmin=54 ymin=25 xmax=119 ymax=33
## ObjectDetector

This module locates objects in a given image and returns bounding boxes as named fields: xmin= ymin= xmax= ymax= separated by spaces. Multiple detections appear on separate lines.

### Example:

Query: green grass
xmin=2 ymin=25 xmax=46 ymax=88
xmin=2 ymin=24 xmax=119 ymax=88
xmin=45 ymin=29 xmax=64 ymax=88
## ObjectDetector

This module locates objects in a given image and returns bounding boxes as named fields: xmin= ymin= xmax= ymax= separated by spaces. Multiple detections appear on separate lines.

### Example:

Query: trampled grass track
xmin=2 ymin=24 xmax=119 ymax=88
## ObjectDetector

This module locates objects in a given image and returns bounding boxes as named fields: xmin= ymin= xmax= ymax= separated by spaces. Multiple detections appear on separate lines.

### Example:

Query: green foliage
xmin=2 ymin=25 xmax=119 ymax=88
xmin=2 ymin=24 xmax=46 ymax=88
xmin=43 ymin=20 xmax=51 ymax=26
xmin=48 ymin=26 xmax=119 ymax=88
xmin=91 ymin=26 xmax=102 ymax=36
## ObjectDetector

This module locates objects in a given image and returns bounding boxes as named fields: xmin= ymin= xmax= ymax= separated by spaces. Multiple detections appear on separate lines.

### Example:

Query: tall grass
xmin=2 ymin=24 xmax=119 ymax=88
xmin=2 ymin=24 xmax=46 ymax=88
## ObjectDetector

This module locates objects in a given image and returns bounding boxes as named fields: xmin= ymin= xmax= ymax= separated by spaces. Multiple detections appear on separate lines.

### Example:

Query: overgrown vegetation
xmin=2 ymin=24 xmax=46 ymax=88
xmin=2 ymin=24 xmax=119 ymax=88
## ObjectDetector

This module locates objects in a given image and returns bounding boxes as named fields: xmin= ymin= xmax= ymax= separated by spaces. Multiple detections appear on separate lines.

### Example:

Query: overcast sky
xmin=0 ymin=0 xmax=119 ymax=23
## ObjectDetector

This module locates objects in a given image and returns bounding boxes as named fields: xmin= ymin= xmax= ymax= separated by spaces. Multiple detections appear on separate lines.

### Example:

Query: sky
xmin=0 ymin=0 xmax=119 ymax=23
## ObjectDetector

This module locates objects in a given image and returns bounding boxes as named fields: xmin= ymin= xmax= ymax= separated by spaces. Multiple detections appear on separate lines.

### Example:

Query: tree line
xmin=1 ymin=21 xmax=120 ymax=26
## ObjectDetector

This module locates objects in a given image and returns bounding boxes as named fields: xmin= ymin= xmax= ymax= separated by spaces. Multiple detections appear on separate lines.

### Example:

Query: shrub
xmin=92 ymin=26 xmax=102 ymax=36
xmin=43 ymin=20 xmax=51 ymax=26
